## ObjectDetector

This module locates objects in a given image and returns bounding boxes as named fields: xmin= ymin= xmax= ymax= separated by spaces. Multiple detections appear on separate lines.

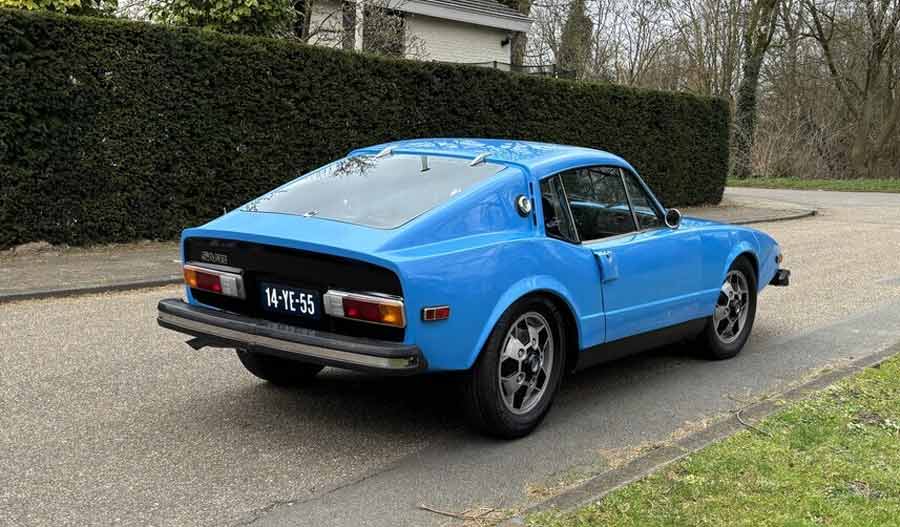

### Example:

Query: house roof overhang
xmin=395 ymin=0 xmax=533 ymax=33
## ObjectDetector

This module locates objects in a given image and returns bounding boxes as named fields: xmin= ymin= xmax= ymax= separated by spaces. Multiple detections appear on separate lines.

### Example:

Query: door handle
xmin=593 ymin=250 xmax=619 ymax=282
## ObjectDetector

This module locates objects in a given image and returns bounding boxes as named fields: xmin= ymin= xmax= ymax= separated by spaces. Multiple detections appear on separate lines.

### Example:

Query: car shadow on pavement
xmin=188 ymin=368 xmax=472 ymax=448
xmin=186 ymin=343 xmax=708 ymax=448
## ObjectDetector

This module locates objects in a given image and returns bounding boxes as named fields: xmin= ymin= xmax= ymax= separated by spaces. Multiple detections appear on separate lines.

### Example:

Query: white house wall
xmin=305 ymin=1 xmax=513 ymax=64
xmin=308 ymin=0 xmax=344 ymax=49
xmin=404 ymin=14 xmax=511 ymax=63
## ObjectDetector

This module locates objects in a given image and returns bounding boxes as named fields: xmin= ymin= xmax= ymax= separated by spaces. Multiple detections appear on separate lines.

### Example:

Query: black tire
xmin=236 ymin=349 xmax=324 ymax=386
xmin=698 ymin=257 xmax=757 ymax=360
xmin=461 ymin=297 xmax=567 ymax=439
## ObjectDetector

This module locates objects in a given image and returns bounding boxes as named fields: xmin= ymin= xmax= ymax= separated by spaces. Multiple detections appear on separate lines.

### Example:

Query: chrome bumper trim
xmin=157 ymin=301 xmax=422 ymax=372
xmin=770 ymin=268 xmax=791 ymax=287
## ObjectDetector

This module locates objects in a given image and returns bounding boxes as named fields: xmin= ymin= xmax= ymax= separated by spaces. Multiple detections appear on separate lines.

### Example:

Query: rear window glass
xmin=243 ymin=154 xmax=504 ymax=228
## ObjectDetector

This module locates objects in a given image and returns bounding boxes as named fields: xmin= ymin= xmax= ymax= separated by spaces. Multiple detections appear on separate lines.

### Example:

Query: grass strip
xmin=728 ymin=177 xmax=900 ymax=193
xmin=528 ymin=355 xmax=900 ymax=527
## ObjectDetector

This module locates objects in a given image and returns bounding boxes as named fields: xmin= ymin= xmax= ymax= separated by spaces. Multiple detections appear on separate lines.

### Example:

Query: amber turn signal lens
xmin=183 ymin=268 xmax=198 ymax=288
xmin=377 ymin=303 xmax=404 ymax=326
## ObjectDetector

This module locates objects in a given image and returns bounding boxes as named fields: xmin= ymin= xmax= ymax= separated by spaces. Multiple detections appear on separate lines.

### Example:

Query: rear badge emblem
xmin=200 ymin=251 xmax=229 ymax=265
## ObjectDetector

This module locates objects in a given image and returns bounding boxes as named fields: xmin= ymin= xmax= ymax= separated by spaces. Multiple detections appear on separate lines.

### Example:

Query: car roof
xmin=349 ymin=138 xmax=635 ymax=178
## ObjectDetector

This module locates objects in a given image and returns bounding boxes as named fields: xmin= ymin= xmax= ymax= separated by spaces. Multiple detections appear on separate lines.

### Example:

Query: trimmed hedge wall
xmin=0 ymin=9 xmax=729 ymax=249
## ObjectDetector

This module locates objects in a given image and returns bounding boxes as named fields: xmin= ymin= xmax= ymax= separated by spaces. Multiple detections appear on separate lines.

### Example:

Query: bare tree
xmin=663 ymin=0 xmax=743 ymax=97
xmin=731 ymin=0 xmax=780 ymax=179
xmin=558 ymin=0 xmax=595 ymax=76
xmin=527 ymin=0 xmax=567 ymax=66
xmin=803 ymin=0 xmax=900 ymax=176
xmin=611 ymin=0 xmax=671 ymax=85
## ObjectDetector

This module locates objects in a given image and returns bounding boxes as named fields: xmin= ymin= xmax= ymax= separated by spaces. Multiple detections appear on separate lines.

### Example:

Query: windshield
xmin=243 ymin=154 xmax=504 ymax=229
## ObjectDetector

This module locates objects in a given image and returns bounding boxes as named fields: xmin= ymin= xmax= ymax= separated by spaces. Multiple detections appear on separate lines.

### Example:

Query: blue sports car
xmin=158 ymin=139 xmax=790 ymax=438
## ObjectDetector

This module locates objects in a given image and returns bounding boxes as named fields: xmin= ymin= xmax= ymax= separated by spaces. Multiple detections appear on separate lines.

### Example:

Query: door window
xmin=559 ymin=167 xmax=637 ymax=241
xmin=621 ymin=170 xmax=663 ymax=230
xmin=539 ymin=175 xmax=578 ymax=242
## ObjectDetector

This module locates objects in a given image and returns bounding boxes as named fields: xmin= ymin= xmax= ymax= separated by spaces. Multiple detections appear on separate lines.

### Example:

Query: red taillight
xmin=183 ymin=264 xmax=245 ymax=298
xmin=323 ymin=290 xmax=405 ymax=327
xmin=343 ymin=297 xmax=380 ymax=321
xmin=192 ymin=269 xmax=222 ymax=293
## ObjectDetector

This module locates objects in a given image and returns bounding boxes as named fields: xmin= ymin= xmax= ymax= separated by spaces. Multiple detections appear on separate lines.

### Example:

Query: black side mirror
xmin=665 ymin=208 xmax=682 ymax=229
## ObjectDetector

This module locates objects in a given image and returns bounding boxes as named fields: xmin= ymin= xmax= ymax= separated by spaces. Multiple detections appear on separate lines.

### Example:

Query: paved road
xmin=3 ymin=188 xmax=900 ymax=527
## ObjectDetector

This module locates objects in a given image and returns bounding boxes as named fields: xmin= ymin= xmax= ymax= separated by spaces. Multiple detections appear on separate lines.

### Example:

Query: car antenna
xmin=469 ymin=152 xmax=489 ymax=166
xmin=374 ymin=146 xmax=393 ymax=159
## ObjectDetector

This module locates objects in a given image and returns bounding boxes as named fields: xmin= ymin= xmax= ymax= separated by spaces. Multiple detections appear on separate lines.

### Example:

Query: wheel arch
xmin=734 ymin=251 xmax=759 ymax=279
xmin=531 ymin=290 xmax=581 ymax=374
xmin=721 ymin=238 xmax=759 ymax=284
xmin=467 ymin=277 xmax=582 ymax=371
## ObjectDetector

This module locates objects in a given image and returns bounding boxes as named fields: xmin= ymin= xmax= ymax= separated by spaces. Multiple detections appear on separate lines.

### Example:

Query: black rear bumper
xmin=770 ymin=269 xmax=791 ymax=286
xmin=157 ymin=298 xmax=425 ymax=374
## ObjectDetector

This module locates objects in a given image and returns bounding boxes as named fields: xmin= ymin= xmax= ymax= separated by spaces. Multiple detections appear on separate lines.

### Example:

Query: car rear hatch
xmin=183 ymin=234 xmax=405 ymax=342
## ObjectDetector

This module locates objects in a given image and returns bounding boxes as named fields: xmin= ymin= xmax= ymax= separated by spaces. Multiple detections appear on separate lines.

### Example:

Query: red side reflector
xmin=422 ymin=306 xmax=450 ymax=321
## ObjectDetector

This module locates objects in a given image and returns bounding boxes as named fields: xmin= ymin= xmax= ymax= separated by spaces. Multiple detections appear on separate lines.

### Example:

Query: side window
xmin=540 ymin=175 xmax=578 ymax=242
xmin=560 ymin=167 xmax=637 ymax=241
xmin=621 ymin=170 xmax=663 ymax=230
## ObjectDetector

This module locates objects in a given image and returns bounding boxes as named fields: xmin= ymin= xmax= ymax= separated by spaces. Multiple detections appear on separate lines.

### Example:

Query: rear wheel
xmin=699 ymin=258 xmax=757 ymax=360
xmin=462 ymin=297 xmax=566 ymax=439
xmin=236 ymin=349 xmax=324 ymax=386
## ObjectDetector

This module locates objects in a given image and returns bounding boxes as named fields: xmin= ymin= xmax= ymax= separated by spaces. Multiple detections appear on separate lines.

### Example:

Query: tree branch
xmin=802 ymin=0 xmax=861 ymax=118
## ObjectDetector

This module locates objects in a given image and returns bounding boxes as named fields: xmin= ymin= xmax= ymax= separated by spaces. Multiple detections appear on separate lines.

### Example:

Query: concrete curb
xmin=500 ymin=340 xmax=900 ymax=526
xmin=0 ymin=276 xmax=182 ymax=304
xmin=731 ymin=208 xmax=817 ymax=226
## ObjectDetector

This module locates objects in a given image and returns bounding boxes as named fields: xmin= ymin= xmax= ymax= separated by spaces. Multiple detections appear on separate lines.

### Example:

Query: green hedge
xmin=0 ymin=9 xmax=730 ymax=249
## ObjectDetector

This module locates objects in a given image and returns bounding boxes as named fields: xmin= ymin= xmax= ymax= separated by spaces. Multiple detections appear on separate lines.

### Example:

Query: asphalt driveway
xmin=2 ymin=188 xmax=900 ymax=526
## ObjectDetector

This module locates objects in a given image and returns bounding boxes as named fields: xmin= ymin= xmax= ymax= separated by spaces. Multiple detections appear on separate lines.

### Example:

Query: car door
xmin=558 ymin=166 xmax=704 ymax=343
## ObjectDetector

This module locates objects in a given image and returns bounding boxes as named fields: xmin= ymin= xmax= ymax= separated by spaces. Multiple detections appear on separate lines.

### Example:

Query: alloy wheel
xmin=497 ymin=312 xmax=554 ymax=415
xmin=714 ymin=270 xmax=750 ymax=344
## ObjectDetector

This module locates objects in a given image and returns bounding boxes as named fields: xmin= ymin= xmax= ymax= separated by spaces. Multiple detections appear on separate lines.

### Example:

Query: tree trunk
xmin=294 ymin=0 xmax=314 ymax=40
xmin=511 ymin=32 xmax=527 ymax=66
xmin=732 ymin=54 xmax=764 ymax=179
xmin=558 ymin=0 xmax=593 ymax=78
xmin=341 ymin=0 xmax=356 ymax=51
xmin=850 ymin=97 xmax=874 ymax=177
xmin=497 ymin=0 xmax=531 ymax=66
xmin=730 ymin=0 xmax=780 ymax=180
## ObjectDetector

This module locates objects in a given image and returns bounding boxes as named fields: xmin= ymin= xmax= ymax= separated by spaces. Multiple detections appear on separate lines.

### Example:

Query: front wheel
xmin=699 ymin=258 xmax=757 ymax=360
xmin=461 ymin=298 xmax=566 ymax=439
xmin=236 ymin=349 xmax=324 ymax=386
